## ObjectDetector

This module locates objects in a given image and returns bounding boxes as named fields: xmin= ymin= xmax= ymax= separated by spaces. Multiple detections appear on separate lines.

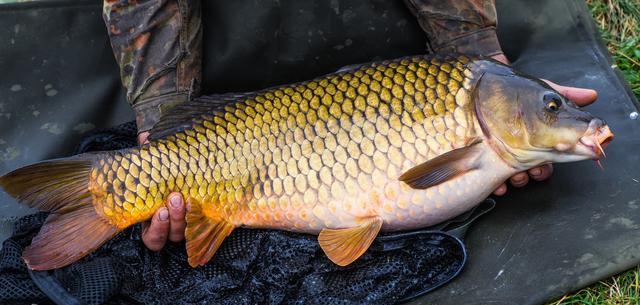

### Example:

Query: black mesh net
xmin=0 ymin=121 xmax=490 ymax=305
xmin=0 ymin=213 xmax=51 ymax=305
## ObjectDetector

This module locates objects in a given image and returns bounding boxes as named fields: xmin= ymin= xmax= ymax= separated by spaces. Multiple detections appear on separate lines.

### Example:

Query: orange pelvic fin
xmin=318 ymin=216 xmax=383 ymax=266
xmin=0 ymin=154 xmax=121 ymax=270
xmin=185 ymin=199 xmax=235 ymax=267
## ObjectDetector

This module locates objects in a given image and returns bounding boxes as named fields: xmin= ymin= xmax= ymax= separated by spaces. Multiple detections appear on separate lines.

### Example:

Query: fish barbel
xmin=0 ymin=54 xmax=613 ymax=269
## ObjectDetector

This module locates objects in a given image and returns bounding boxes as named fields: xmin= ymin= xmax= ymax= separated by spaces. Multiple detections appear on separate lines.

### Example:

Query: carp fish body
xmin=0 ymin=54 xmax=613 ymax=270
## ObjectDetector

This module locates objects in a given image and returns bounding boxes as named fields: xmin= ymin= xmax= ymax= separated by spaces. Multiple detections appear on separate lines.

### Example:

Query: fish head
xmin=472 ymin=61 xmax=614 ymax=169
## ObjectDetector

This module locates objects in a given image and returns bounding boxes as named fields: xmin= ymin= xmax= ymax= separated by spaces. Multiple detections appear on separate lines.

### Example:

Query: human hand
xmin=490 ymin=55 xmax=598 ymax=195
xmin=138 ymin=132 xmax=187 ymax=250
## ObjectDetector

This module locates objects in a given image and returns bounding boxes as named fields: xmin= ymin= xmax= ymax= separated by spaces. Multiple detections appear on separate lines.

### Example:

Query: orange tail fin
xmin=0 ymin=155 xmax=120 ymax=270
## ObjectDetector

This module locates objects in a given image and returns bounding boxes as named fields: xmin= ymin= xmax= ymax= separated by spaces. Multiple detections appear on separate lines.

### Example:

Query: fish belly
xmin=237 ymin=143 xmax=515 ymax=233
xmin=378 ymin=145 xmax=515 ymax=231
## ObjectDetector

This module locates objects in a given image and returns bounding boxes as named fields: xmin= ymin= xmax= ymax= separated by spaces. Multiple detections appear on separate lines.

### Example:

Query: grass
xmin=551 ymin=266 xmax=640 ymax=305
xmin=587 ymin=0 xmax=640 ymax=99
xmin=550 ymin=266 xmax=640 ymax=305
xmin=550 ymin=0 xmax=639 ymax=304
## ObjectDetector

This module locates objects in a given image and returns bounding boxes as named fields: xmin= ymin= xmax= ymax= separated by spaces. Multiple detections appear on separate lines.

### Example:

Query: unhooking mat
xmin=0 ymin=0 xmax=639 ymax=304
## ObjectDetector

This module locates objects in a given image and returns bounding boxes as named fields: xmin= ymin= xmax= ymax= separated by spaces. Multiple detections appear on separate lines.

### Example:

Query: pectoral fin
xmin=185 ymin=199 xmax=235 ymax=267
xmin=318 ymin=216 xmax=383 ymax=266
xmin=399 ymin=141 xmax=482 ymax=189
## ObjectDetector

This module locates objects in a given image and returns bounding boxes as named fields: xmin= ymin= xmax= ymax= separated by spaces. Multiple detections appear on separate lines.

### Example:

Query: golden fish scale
xmin=88 ymin=55 xmax=477 ymax=231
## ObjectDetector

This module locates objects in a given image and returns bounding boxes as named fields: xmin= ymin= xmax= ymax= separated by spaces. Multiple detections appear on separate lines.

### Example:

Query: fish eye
xmin=543 ymin=93 xmax=563 ymax=112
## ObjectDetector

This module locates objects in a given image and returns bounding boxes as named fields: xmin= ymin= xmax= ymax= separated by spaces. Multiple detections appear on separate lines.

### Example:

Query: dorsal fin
xmin=335 ymin=62 xmax=369 ymax=73
xmin=147 ymin=93 xmax=253 ymax=141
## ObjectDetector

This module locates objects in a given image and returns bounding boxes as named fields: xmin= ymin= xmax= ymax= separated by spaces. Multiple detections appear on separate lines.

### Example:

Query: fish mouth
xmin=576 ymin=120 xmax=614 ymax=160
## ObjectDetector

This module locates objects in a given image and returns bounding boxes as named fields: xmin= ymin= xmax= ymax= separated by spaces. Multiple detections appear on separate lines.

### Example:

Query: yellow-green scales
xmin=91 ymin=54 xmax=491 ymax=232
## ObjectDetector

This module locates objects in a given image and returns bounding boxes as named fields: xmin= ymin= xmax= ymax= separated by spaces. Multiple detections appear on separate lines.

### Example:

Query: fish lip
xmin=574 ymin=141 xmax=599 ymax=159
xmin=577 ymin=125 xmax=614 ymax=160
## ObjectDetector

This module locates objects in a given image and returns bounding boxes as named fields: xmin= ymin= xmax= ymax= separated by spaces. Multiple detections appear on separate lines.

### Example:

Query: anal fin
xmin=185 ymin=199 xmax=235 ymax=267
xmin=318 ymin=216 xmax=383 ymax=266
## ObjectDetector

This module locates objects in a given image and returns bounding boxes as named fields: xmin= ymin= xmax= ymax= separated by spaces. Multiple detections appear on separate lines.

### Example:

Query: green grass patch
xmin=551 ymin=266 xmax=640 ymax=305
xmin=587 ymin=0 xmax=640 ymax=99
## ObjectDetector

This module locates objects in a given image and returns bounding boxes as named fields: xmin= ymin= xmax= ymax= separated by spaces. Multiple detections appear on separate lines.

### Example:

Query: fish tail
xmin=0 ymin=154 xmax=120 ymax=270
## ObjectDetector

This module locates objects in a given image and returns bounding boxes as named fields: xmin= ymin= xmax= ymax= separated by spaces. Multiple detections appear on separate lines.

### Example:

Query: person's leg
xmin=102 ymin=0 xmax=202 ymax=134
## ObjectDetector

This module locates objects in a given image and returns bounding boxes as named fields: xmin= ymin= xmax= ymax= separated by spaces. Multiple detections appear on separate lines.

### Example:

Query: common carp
xmin=0 ymin=54 xmax=613 ymax=270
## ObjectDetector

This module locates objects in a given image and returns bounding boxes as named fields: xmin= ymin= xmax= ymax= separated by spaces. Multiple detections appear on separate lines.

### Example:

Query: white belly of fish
xmin=377 ymin=142 xmax=515 ymax=231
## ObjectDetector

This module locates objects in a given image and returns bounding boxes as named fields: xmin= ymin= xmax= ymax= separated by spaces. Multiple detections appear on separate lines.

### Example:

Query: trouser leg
xmin=102 ymin=0 xmax=202 ymax=133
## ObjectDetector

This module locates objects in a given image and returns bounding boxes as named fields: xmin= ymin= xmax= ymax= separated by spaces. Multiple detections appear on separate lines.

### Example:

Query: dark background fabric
xmin=0 ymin=0 xmax=638 ymax=304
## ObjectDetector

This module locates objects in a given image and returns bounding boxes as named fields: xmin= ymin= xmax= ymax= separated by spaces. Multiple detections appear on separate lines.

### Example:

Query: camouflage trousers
xmin=102 ymin=0 xmax=500 ymax=133
xmin=103 ymin=0 xmax=202 ymax=133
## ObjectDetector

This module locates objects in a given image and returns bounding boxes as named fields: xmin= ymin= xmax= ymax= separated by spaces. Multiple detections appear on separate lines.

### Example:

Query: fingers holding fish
xmin=509 ymin=172 xmax=529 ymax=188
xmin=543 ymin=80 xmax=598 ymax=106
xmin=168 ymin=192 xmax=186 ymax=242
xmin=142 ymin=207 xmax=170 ymax=251
xmin=507 ymin=164 xmax=553 ymax=188
xmin=491 ymin=53 xmax=598 ymax=107
xmin=529 ymin=164 xmax=553 ymax=182
xmin=141 ymin=192 xmax=187 ymax=249
xmin=138 ymin=131 xmax=150 ymax=145
xmin=492 ymin=183 xmax=507 ymax=196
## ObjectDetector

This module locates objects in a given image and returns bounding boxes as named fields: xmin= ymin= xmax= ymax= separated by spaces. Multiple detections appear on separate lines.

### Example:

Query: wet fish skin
xmin=89 ymin=54 xmax=479 ymax=233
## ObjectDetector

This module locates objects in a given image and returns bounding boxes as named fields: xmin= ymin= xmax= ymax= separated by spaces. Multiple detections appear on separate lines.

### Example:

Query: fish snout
xmin=578 ymin=119 xmax=614 ymax=159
